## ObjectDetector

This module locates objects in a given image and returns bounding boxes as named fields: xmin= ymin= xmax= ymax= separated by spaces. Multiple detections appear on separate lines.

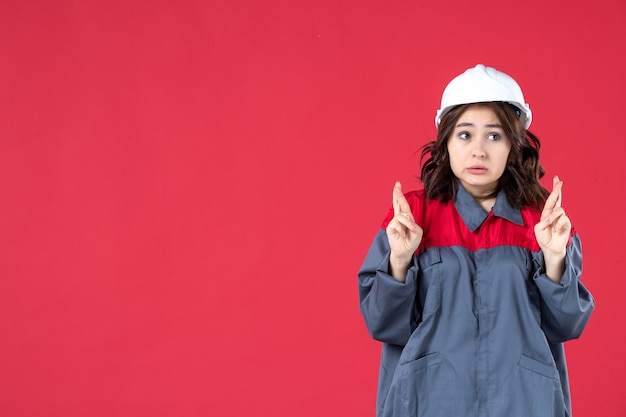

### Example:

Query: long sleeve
xmin=533 ymin=233 xmax=595 ymax=343
xmin=358 ymin=229 xmax=420 ymax=346
xmin=359 ymin=188 xmax=594 ymax=417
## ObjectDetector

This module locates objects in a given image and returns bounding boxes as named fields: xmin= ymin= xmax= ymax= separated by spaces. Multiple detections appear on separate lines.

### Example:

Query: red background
xmin=1 ymin=1 xmax=625 ymax=416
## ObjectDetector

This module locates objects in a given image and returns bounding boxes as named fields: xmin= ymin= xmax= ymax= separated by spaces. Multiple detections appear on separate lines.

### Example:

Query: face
xmin=447 ymin=105 xmax=511 ymax=198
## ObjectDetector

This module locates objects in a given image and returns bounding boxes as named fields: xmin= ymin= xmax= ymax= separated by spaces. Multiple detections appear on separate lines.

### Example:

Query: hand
xmin=385 ymin=182 xmax=423 ymax=281
xmin=534 ymin=175 xmax=571 ymax=282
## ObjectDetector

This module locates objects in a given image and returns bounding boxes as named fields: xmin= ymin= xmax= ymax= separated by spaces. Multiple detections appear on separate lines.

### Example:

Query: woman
xmin=358 ymin=64 xmax=594 ymax=417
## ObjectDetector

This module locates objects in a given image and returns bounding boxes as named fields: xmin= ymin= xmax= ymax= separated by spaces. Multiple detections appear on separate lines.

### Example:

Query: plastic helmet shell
xmin=435 ymin=64 xmax=532 ymax=129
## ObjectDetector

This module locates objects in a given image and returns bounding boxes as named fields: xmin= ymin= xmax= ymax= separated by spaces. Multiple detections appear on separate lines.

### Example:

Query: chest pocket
xmin=417 ymin=247 xmax=442 ymax=315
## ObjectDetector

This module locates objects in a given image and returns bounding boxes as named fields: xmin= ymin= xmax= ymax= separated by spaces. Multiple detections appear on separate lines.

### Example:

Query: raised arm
xmin=533 ymin=176 xmax=594 ymax=342
xmin=358 ymin=182 xmax=423 ymax=345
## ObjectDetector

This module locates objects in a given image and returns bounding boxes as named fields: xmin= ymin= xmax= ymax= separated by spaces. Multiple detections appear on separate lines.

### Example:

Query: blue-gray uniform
xmin=358 ymin=184 xmax=594 ymax=417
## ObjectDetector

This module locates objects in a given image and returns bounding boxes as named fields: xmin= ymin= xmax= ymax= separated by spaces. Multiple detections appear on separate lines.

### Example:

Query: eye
xmin=459 ymin=132 xmax=470 ymax=140
xmin=487 ymin=133 xmax=501 ymax=141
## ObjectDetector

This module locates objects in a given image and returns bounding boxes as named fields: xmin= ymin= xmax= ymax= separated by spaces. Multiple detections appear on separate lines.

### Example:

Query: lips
xmin=467 ymin=165 xmax=488 ymax=174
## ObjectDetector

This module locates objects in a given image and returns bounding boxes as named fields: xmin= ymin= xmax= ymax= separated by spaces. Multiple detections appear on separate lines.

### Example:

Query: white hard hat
xmin=435 ymin=64 xmax=532 ymax=129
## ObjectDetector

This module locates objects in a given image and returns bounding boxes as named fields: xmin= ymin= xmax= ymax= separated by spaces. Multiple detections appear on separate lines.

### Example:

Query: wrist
xmin=389 ymin=253 xmax=412 ymax=283
xmin=543 ymin=249 xmax=566 ymax=266
xmin=542 ymin=249 xmax=566 ymax=283
xmin=389 ymin=253 xmax=412 ymax=269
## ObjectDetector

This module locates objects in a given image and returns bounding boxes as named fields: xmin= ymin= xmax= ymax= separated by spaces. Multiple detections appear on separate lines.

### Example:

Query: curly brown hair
xmin=419 ymin=102 xmax=549 ymax=209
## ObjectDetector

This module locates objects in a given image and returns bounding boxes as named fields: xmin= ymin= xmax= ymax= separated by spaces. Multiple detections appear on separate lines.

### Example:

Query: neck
xmin=475 ymin=196 xmax=496 ymax=212
xmin=459 ymin=183 xmax=499 ymax=212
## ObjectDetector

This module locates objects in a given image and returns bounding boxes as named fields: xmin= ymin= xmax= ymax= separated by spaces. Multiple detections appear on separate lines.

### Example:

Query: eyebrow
xmin=456 ymin=122 xmax=504 ymax=129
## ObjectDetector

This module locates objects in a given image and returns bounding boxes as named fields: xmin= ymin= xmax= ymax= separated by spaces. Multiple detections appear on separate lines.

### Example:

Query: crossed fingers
xmin=392 ymin=181 xmax=419 ymax=234
xmin=541 ymin=175 xmax=567 ymax=233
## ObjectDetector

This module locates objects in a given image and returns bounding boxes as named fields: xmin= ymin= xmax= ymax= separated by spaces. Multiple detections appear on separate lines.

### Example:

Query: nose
xmin=472 ymin=141 xmax=486 ymax=158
